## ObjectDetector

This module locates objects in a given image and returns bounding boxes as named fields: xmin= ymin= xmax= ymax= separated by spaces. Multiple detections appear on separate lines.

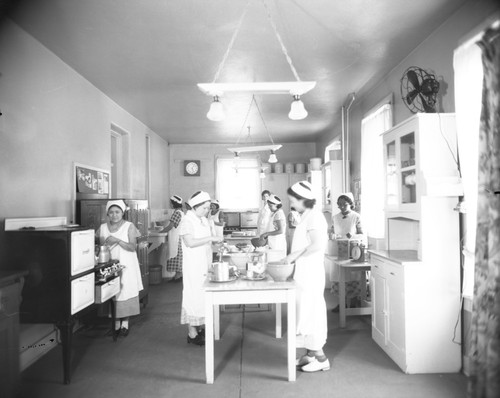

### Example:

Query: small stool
xmin=149 ymin=264 xmax=162 ymax=285
xmin=335 ymin=259 xmax=372 ymax=328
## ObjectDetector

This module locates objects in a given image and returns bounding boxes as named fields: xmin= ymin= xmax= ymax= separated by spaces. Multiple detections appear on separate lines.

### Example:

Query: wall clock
xmin=184 ymin=160 xmax=200 ymax=176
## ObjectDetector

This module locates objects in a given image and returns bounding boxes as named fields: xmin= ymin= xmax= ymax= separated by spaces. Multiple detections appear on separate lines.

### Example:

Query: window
xmin=216 ymin=157 xmax=260 ymax=210
xmin=454 ymin=30 xmax=485 ymax=299
xmin=360 ymin=98 xmax=393 ymax=240
xmin=324 ymin=139 xmax=341 ymax=162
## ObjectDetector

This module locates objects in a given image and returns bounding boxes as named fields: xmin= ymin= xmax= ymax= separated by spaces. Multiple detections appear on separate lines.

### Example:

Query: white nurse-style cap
xmin=106 ymin=199 xmax=127 ymax=213
xmin=267 ymin=194 xmax=282 ymax=205
xmin=170 ymin=195 xmax=183 ymax=204
xmin=188 ymin=191 xmax=211 ymax=208
xmin=338 ymin=192 xmax=354 ymax=202
xmin=290 ymin=181 xmax=315 ymax=200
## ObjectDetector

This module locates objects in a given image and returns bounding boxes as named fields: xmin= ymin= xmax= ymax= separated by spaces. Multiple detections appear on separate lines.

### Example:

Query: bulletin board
xmin=75 ymin=163 xmax=110 ymax=195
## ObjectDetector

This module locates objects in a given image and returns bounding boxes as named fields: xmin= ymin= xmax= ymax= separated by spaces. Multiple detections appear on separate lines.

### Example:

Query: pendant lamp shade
xmin=268 ymin=151 xmax=278 ymax=163
xmin=207 ymin=96 xmax=225 ymax=121
xmin=288 ymin=95 xmax=308 ymax=120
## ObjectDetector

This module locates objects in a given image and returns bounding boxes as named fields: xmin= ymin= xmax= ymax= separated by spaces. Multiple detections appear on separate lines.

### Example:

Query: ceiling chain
xmin=211 ymin=0 xmax=301 ymax=84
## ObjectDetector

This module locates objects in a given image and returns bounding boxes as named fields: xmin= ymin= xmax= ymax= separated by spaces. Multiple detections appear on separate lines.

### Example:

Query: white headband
xmin=290 ymin=181 xmax=315 ymax=200
xmin=106 ymin=199 xmax=127 ymax=213
xmin=338 ymin=192 xmax=354 ymax=202
xmin=170 ymin=195 xmax=183 ymax=204
xmin=188 ymin=191 xmax=211 ymax=208
xmin=267 ymin=194 xmax=282 ymax=205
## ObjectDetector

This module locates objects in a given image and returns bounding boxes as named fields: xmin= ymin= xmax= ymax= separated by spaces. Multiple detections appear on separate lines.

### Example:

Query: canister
xmin=295 ymin=163 xmax=306 ymax=173
xmin=273 ymin=163 xmax=284 ymax=173
xmin=309 ymin=158 xmax=322 ymax=171
xmin=285 ymin=162 xmax=294 ymax=173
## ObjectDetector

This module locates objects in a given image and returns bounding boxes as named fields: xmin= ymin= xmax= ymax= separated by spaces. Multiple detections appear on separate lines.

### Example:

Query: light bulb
xmin=268 ymin=151 xmax=278 ymax=163
xmin=288 ymin=95 xmax=308 ymax=120
xmin=206 ymin=96 xmax=225 ymax=121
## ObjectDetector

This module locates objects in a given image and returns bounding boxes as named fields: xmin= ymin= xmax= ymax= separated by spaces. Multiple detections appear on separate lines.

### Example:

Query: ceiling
xmin=3 ymin=0 xmax=467 ymax=144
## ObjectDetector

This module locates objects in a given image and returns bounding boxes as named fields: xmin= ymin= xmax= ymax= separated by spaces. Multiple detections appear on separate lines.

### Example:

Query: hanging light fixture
xmin=288 ymin=95 xmax=308 ymax=120
xmin=198 ymin=0 xmax=315 ymax=121
xmin=206 ymin=95 xmax=225 ymax=121
xmin=268 ymin=150 xmax=278 ymax=163
xmin=260 ymin=168 xmax=266 ymax=179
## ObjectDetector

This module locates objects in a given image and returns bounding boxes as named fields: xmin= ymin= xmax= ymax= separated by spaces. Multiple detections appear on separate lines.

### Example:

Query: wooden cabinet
xmin=0 ymin=272 xmax=26 ymax=398
xmin=370 ymin=113 xmax=462 ymax=374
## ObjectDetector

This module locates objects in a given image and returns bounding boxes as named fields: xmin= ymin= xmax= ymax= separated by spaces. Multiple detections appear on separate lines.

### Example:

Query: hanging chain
xmin=212 ymin=0 xmax=251 ymax=83
xmin=253 ymin=96 xmax=275 ymax=144
xmin=235 ymin=95 xmax=274 ymax=145
xmin=212 ymin=0 xmax=301 ymax=84
xmin=261 ymin=0 xmax=301 ymax=82
xmin=235 ymin=95 xmax=256 ymax=145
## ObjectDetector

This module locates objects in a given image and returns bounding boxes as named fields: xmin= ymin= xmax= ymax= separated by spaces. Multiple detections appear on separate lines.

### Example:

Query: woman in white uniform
xmin=180 ymin=191 xmax=222 ymax=346
xmin=330 ymin=193 xmax=365 ymax=311
xmin=98 ymin=200 xmax=143 ymax=338
xmin=162 ymin=195 xmax=184 ymax=282
xmin=260 ymin=194 xmax=287 ymax=258
xmin=208 ymin=199 xmax=225 ymax=239
xmin=285 ymin=181 xmax=330 ymax=372
xmin=257 ymin=190 xmax=271 ymax=235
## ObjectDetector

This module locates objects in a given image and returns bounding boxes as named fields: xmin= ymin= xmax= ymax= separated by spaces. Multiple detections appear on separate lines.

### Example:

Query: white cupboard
xmin=369 ymin=113 xmax=462 ymax=374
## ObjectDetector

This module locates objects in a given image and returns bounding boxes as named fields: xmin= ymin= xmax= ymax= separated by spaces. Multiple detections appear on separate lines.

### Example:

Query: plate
xmin=241 ymin=274 xmax=266 ymax=281
xmin=209 ymin=275 xmax=238 ymax=283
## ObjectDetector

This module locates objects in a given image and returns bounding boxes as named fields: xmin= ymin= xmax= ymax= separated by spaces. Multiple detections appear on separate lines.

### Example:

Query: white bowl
xmin=266 ymin=261 xmax=294 ymax=282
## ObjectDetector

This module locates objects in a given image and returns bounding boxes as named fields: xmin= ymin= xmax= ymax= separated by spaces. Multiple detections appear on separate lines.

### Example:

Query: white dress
xmin=179 ymin=211 xmax=212 ymax=326
xmin=208 ymin=209 xmax=224 ymax=239
xmin=266 ymin=208 xmax=287 ymax=258
xmin=99 ymin=221 xmax=143 ymax=302
xmin=257 ymin=204 xmax=271 ymax=235
xmin=292 ymin=208 xmax=328 ymax=351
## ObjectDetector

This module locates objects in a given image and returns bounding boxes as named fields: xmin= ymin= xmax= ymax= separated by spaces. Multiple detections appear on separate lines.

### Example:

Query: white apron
xmin=291 ymin=209 xmax=328 ymax=349
xmin=266 ymin=209 xmax=287 ymax=258
xmin=258 ymin=205 xmax=271 ymax=235
xmin=100 ymin=221 xmax=143 ymax=302
xmin=180 ymin=211 xmax=212 ymax=319
xmin=168 ymin=209 xmax=183 ymax=259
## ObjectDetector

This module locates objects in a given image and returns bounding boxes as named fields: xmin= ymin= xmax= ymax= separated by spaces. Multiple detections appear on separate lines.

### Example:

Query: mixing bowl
xmin=266 ymin=261 xmax=294 ymax=282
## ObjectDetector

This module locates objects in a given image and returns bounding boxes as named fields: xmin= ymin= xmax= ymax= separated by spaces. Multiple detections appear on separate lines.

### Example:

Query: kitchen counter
xmin=368 ymin=249 xmax=420 ymax=264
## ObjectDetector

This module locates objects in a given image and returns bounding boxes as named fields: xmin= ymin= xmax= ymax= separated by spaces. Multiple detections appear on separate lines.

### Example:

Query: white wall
xmin=316 ymin=0 xmax=500 ymax=186
xmin=169 ymin=143 xmax=316 ymax=204
xmin=0 ymin=19 xmax=170 ymax=266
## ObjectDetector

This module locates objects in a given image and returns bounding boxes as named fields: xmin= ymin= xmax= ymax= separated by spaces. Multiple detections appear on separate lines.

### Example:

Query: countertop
xmin=368 ymin=249 xmax=420 ymax=264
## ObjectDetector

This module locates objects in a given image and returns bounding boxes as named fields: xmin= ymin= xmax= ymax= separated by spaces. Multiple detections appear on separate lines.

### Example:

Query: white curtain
xmin=453 ymin=38 xmax=484 ymax=299
xmin=360 ymin=103 xmax=392 ymax=239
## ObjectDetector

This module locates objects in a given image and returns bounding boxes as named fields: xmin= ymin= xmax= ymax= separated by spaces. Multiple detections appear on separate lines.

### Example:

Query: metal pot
xmin=97 ymin=245 xmax=111 ymax=263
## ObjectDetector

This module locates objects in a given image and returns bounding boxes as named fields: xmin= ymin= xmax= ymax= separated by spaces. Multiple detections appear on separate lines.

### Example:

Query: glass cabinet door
xmin=386 ymin=140 xmax=398 ymax=206
xmin=400 ymin=132 xmax=416 ymax=204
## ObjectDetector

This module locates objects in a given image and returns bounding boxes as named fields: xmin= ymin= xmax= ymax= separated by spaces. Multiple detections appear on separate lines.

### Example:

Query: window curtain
xmin=360 ymin=103 xmax=392 ymax=239
xmin=468 ymin=23 xmax=500 ymax=398
xmin=454 ymin=35 xmax=484 ymax=299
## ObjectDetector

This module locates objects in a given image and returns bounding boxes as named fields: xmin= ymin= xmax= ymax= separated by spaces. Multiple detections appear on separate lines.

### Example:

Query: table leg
xmin=339 ymin=267 xmax=346 ymax=328
xmin=275 ymin=303 xmax=282 ymax=338
xmin=287 ymin=290 xmax=296 ymax=382
xmin=205 ymin=292 xmax=214 ymax=384
xmin=214 ymin=304 xmax=220 ymax=341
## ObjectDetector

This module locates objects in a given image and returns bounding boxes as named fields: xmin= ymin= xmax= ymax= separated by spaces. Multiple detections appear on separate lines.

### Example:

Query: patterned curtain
xmin=468 ymin=24 xmax=500 ymax=398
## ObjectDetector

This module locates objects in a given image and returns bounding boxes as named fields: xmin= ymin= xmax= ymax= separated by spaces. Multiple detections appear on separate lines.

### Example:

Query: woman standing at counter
xmin=260 ymin=194 xmax=287 ymax=258
xmin=285 ymin=181 xmax=330 ymax=372
xmin=162 ymin=195 xmax=184 ymax=282
xmin=180 ymin=191 xmax=222 ymax=346
xmin=98 ymin=200 xmax=143 ymax=338
xmin=257 ymin=190 xmax=271 ymax=235
xmin=208 ymin=199 xmax=225 ymax=240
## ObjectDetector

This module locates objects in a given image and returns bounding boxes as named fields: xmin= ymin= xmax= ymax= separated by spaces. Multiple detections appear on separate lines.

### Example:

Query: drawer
xmin=369 ymin=255 xmax=386 ymax=275
xmin=71 ymin=273 xmax=95 ymax=315
xmin=95 ymin=276 xmax=120 ymax=304
xmin=0 ymin=283 xmax=22 ymax=318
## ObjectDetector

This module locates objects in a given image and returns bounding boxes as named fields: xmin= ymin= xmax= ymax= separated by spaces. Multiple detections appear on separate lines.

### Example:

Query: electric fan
xmin=400 ymin=66 xmax=440 ymax=113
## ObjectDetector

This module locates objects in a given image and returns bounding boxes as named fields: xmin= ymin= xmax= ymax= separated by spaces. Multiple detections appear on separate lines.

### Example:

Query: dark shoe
xmin=197 ymin=328 xmax=205 ymax=337
xmin=187 ymin=333 xmax=205 ymax=346
xmin=174 ymin=277 xmax=183 ymax=283
xmin=113 ymin=329 xmax=121 ymax=340
xmin=120 ymin=327 xmax=129 ymax=337
xmin=331 ymin=305 xmax=339 ymax=313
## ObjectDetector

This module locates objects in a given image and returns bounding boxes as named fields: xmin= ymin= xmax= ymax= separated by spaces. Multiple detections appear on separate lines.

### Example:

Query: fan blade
xmin=406 ymin=70 xmax=421 ymax=90
xmin=406 ymin=89 xmax=419 ymax=105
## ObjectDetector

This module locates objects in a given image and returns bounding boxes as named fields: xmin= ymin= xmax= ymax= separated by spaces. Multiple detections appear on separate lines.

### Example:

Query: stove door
xmin=71 ymin=229 xmax=95 ymax=276
xmin=71 ymin=273 xmax=95 ymax=315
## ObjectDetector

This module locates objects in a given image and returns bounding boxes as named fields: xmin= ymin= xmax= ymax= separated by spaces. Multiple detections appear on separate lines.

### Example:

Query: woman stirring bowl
xmin=285 ymin=181 xmax=330 ymax=372
xmin=180 ymin=191 xmax=223 ymax=346
xmin=97 ymin=200 xmax=143 ymax=338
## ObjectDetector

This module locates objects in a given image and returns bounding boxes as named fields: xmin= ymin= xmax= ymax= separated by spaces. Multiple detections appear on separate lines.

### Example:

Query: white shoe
xmin=296 ymin=355 xmax=315 ymax=367
xmin=301 ymin=358 xmax=330 ymax=372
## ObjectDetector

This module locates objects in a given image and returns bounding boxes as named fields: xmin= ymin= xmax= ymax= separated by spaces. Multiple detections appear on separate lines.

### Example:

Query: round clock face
xmin=186 ymin=161 xmax=199 ymax=175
